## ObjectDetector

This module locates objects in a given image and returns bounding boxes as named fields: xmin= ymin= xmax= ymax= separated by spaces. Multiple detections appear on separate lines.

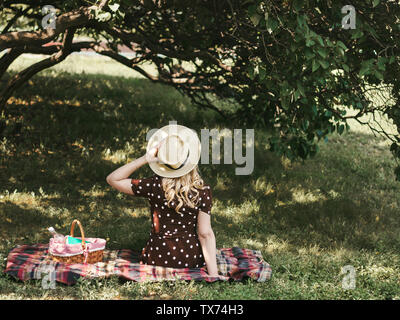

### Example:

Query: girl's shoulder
xmin=198 ymin=183 xmax=212 ymax=198
xmin=203 ymin=182 xmax=211 ymax=189
xmin=198 ymin=184 xmax=212 ymax=215
xmin=201 ymin=180 xmax=211 ymax=189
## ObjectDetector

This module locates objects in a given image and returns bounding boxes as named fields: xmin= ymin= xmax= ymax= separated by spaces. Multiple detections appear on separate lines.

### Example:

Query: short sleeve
xmin=131 ymin=176 xmax=154 ymax=198
xmin=199 ymin=185 xmax=212 ymax=215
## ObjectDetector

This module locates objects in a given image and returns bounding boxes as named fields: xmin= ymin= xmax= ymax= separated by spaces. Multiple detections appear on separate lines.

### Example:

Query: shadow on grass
xmin=1 ymin=70 xmax=400 ymax=262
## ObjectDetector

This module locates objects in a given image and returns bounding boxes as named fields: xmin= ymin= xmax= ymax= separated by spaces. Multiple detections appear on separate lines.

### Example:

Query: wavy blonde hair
xmin=161 ymin=166 xmax=205 ymax=214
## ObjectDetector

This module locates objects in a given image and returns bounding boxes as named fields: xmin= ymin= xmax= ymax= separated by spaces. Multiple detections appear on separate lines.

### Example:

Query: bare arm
xmin=106 ymin=155 xmax=148 ymax=195
xmin=106 ymin=143 xmax=160 ymax=194
xmin=197 ymin=211 xmax=219 ymax=277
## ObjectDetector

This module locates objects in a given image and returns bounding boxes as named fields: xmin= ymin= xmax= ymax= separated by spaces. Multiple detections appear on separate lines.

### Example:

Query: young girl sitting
xmin=106 ymin=124 xmax=221 ymax=278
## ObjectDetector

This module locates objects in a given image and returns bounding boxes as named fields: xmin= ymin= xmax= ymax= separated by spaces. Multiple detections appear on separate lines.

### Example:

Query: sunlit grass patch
xmin=1 ymin=55 xmax=400 ymax=299
xmin=289 ymin=187 xmax=328 ymax=204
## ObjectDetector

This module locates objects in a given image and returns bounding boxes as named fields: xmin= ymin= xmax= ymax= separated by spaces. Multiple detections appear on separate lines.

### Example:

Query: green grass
xmin=1 ymin=54 xmax=400 ymax=300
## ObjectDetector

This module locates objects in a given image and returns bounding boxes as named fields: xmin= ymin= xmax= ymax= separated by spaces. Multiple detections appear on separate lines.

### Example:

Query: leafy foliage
xmin=1 ymin=0 xmax=400 ymax=178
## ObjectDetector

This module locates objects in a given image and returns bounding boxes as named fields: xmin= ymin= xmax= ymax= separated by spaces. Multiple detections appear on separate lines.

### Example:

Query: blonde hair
xmin=161 ymin=166 xmax=205 ymax=213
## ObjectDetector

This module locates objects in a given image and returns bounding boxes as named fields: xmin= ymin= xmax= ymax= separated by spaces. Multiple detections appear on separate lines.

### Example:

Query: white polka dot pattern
xmin=132 ymin=174 xmax=211 ymax=268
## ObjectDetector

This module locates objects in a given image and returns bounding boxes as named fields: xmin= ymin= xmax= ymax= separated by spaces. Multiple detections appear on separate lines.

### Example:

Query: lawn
xmin=0 ymin=54 xmax=399 ymax=300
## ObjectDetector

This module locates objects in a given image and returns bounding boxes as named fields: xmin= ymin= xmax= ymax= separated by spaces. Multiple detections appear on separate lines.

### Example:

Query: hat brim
xmin=147 ymin=124 xmax=201 ymax=178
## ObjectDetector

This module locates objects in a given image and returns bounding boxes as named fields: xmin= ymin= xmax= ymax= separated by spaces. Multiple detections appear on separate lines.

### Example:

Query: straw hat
xmin=147 ymin=124 xmax=201 ymax=178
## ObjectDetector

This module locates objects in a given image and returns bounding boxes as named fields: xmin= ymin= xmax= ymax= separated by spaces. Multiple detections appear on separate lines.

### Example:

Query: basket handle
xmin=70 ymin=219 xmax=86 ymax=249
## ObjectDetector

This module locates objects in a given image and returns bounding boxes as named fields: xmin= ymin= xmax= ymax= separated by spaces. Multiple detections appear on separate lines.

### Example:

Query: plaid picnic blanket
xmin=4 ymin=244 xmax=272 ymax=285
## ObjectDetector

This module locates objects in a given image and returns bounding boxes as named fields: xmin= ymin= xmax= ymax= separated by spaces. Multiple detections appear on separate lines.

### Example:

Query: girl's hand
xmin=207 ymin=274 xmax=229 ymax=281
xmin=145 ymin=140 xmax=163 ymax=163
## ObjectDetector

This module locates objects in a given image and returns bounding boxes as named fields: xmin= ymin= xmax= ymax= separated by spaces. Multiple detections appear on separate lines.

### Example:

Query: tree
xmin=1 ymin=0 xmax=400 ymax=178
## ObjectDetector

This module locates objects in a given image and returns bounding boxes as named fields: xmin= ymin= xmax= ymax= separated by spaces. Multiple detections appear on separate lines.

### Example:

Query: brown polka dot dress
xmin=130 ymin=174 xmax=212 ymax=268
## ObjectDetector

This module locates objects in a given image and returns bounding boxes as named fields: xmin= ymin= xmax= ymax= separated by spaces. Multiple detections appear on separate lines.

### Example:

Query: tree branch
xmin=0 ymin=27 xmax=77 ymax=108
xmin=0 ymin=47 xmax=24 ymax=81
xmin=0 ymin=2 xmax=109 ymax=51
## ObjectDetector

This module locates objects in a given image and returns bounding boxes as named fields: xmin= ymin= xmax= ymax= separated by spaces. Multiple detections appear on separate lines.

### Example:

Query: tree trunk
xmin=0 ymin=28 xmax=76 ymax=109
xmin=0 ymin=48 xmax=24 ymax=81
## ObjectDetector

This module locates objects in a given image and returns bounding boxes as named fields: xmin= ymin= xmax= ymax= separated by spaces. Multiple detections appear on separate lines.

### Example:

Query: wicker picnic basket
xmin=48 ymin=219 xmax=106 ymax=264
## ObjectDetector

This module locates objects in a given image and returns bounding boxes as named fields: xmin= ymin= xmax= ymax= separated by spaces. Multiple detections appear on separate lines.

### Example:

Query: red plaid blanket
xmin=4 ymin=244 xmax=272 ymax=285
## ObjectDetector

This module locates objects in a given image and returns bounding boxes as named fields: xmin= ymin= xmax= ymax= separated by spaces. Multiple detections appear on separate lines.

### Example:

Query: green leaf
xmin=374 ymin=70 xmax=384 ymax=80
xmin=337 ymin=47 xmax=345 ymax=57
xmin=316 ymin=35 xmax=324 ymax=47
xmin=266 ymin=17 xmax=278 ymax=32
xmin=312 ymin=60 xmax=320 ymax=72
xmin=258 ymin=66 xmax=266 ymax=80
xmin=247 ymin=64 xmax=256 ymax=80
xmin=324 ymin=110 xmax=332 ymax=118
xmin=306 ymin=39 xmax=315 ymax=47
xmin=359 ymin=67 xmax=369 ymax=77
xmin=319 ymin=59 xmax=329 ymax=69
xmin=305 ymin=48 xmax=315 ymax=60
xmin=116 ymin=10 xmax=125 ymax=19
xmin=96 ymin=11 xmax=112 ymax=22
xmin=338 ymin=124 xmax=345 ymax=135
xmin=372 ymin=0 xmax=380 ymax=8
xmin=281 ymin=98 xmax=289 ymax=110
xmin=250 ymin=13 xmax=261 ymax=26
xmin=342 ymin=64 xmax=350 ymax=72
xmin=302 ymin=119 xmax=309 ymax=130
xmin=293 ymin=0 xmax=304 ymax=11
xmin=359 ymin=60 xmax=374 ymax=76
xmin=294 ymin=90 xmax=301 ymax=101
xmin=377 ymin=57 xmax=387 ymax=71
xmin=109 ymin=3 xmax=120 ymax=12
xmin=317 ymin=48 xmax=328 ymax=58
xmin=312 ymin=105 xmax=318 ymax=116
xmin=296 ymin=14 xmax=306 ymax=27
xmin=247 ymin=4 xmax=257 ymax=16
xmin=337 ymin=41 xmax=348 ymax=51
xmin=351 ymin=29 xmax=364 ymax=40
xmin=297 ymin=81 xmax=305 ymax=96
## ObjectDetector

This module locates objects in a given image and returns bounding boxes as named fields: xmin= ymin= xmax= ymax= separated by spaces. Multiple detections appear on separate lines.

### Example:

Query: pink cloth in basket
xmin=49 ymin=236 xmax=106 ymax=256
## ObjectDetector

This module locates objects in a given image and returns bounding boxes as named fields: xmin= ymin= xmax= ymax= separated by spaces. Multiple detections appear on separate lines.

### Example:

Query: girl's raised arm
xmin=106 ymin=143 xmax=160 ymax=195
